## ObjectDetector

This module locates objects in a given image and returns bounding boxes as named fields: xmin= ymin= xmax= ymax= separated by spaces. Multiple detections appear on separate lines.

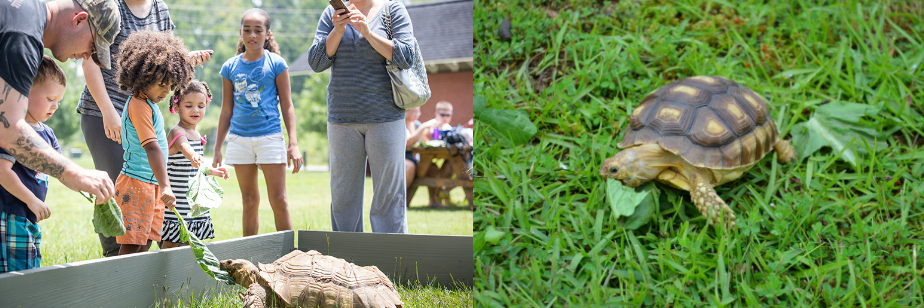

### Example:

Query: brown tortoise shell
xmin=618 ymin=76 xmax=780 ymax=169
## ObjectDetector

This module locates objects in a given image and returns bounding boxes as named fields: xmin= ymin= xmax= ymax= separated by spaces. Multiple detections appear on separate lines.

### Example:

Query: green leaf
xmin=173 ymin=208 xmax=235 ymax=285
xmin=484 ymin=225 xmax=505 ymax=244
xmin=606 ymin=179 xmax=650 ymax=218
xmin=82 ymin=192 xmax=126 ymax=238
xmin=476 ymin=108 xmax=537 ymax=145
xmin=186 ymin=165 xmax=225 ymax=217
xmin=474 ymin=96 xmax=486 ymax=117
xmin=789 ymin=101 xmax=886 ymax=166
xmin=621 ymin=183 xmax=659 ymax=229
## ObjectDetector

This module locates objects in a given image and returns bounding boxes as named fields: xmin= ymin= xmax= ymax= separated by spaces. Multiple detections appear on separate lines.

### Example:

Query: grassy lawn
xmin=475 ymin=1 xmax=924 ymax=306
xmin=38 ymin=154 xmax=472 ymax=307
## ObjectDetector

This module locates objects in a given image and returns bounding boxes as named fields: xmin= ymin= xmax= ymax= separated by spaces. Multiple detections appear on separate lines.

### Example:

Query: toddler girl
xmin=161 ymin=80 xmax=229 ymax=249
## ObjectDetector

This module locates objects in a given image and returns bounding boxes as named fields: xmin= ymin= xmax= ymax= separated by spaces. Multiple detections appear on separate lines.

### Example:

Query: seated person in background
xmin=0 ymin=56 xmax=65 ymax=273
xmin=405 ymin=107 xmax=437 ymax=191
xmin=424 ymin=101 xmax=456 ymax=208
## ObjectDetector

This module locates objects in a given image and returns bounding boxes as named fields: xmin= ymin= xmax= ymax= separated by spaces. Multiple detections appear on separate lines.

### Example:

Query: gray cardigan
xmin=308 ymin=0 xmax=416 ymax=124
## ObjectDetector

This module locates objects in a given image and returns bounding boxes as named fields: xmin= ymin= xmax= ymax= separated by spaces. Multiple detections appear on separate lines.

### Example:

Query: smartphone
xmin=329 ymin=0 xmax=348 ymax=12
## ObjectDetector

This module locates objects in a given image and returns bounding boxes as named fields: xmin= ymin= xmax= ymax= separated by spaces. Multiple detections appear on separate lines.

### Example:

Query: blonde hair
xmin=435 ymin=101 xmax=453 ymax=112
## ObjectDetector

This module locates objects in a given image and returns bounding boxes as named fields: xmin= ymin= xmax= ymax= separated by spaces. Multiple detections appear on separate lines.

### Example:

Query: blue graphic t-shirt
xmin=0 ymin=123 xmax=60 ymax=223
xmin=219 ymin=51 xmax=288 ymax=137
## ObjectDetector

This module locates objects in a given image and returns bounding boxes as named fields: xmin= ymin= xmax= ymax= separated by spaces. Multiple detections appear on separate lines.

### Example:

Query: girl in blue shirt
xmin=213 ymin=8 xmax=302 ymax=236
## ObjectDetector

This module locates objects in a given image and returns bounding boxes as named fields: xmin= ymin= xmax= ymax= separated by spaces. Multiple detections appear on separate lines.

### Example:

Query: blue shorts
xmin=0 ymin=212 xmax=42 ymax=273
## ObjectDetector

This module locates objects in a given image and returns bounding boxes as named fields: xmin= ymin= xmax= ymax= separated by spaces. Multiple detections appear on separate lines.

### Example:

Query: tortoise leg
xmin=773 ymin=139 xmax=796 ymax=164
xmin=689 ymin=172 xmax=737 ymax=228
xmin=656 ymin=169 xmax=690 ymax=191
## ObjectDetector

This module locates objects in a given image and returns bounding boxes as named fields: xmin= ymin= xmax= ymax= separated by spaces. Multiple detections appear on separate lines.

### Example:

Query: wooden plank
xmin=0 ymin=231 xmax=294 ymax=308
xmin=298 ymin=231 xmax=472 ymax=289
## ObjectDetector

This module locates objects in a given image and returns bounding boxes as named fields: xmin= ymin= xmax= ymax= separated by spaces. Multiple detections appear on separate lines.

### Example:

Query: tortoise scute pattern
xmin=260 ymin=250 xmax=403 ymax=308
xmin=619 ymin=76 xmax=777 ymax=168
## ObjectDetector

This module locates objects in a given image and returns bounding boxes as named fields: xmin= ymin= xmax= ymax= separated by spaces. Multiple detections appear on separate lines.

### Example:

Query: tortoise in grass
xmin=220 ymin=250 xmax=404 ymax=308
xmin=600 ymin=76 xmax=795 ymax=228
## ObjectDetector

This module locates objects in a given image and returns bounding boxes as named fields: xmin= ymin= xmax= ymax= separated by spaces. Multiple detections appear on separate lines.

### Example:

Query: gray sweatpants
xmin=328 ymin=119 xmax=407 ymax=233
xmin=81 ymin=114 xmax=123 ymax=257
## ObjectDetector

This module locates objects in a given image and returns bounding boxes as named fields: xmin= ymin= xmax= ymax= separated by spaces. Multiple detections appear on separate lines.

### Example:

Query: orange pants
xmin=114 ymin=175 xmax=164 ymax=245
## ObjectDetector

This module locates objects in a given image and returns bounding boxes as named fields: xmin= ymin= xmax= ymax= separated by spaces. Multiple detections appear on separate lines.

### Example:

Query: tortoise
xmin=599 ymin=76 xmax=795 ymax=227
xmin=220 ymin=250 xmax=404 ymax=308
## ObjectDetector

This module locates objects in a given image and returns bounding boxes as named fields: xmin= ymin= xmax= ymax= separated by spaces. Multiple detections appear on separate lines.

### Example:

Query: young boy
xmin=0 ymin=55 xmax=65 ymax=273
xmin=421 ymin=101 xmax=456 ymax=208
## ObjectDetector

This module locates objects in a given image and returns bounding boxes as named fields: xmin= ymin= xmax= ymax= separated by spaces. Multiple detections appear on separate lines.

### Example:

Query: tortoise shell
xmin=618 ymin=76 xmax=779 ymax=169
xmin=258 ymin=250 xmax=404 ymax=307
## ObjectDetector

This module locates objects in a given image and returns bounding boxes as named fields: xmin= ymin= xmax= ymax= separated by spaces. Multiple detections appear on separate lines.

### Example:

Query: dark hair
xmin=115 ymin=30 xmax=195 ymax=97
xmin=236 ymin=8 xmax=281 ymax=55
xmin=34 ymin=55 xmax=66 ymax=87
xmin=168 ymin=80 xmax=212 ymax=113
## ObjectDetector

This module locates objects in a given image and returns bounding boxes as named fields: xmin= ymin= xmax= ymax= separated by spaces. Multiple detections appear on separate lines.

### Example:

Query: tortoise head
xmin=600 ymin=143 xmax=667 ymax=187
xmin=220 ymin=259 xmax=260 ymax=287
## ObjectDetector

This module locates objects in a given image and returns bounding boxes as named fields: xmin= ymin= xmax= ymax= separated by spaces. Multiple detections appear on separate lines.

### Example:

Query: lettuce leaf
xmin=173 ymin=208 xmax=235 ymax=285
xmin=187 ymin=165 xmax=224 ymax=217
xmin=81 ymin=192 xmax=126 ymax=237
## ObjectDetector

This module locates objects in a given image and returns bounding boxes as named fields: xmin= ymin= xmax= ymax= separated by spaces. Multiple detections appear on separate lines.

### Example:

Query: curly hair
xmin=236 ymin=8 xmax=281 ymax=55
xmin=168 ymin=80 xmax=212 ymax=113
xmin=115 ymin=30 xmax=195 ymax=97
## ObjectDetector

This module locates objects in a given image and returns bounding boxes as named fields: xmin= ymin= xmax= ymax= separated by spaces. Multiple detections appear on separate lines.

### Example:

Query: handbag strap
xmin=382 ymin=0 xmax=393 ymax=40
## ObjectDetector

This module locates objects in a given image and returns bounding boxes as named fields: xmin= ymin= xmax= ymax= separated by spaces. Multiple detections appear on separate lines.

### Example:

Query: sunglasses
xmin=438 ymin=113 xmax=452 ymax=117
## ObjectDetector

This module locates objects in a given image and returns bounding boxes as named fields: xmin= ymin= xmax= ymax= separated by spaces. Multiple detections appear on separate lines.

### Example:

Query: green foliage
xmin=790 ymin=101 xmax=888 ymax=166
xmin=187 ymin=165 xmax=225 ymax=217
xmin=605 ymin=179 xmax=648 ymax=218
xmin=173 ymin=207 xmax=236 ymax=285
xmin=473 ymin=95 xmax=537 ymax=145
xmin=475 ymin=0 xmax=924 ymax=306
xmin=82 ymin=192 xmax=125 ymax=238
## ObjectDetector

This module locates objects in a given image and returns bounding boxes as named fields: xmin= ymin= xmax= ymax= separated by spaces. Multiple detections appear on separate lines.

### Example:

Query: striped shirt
xmin=307 ymin=0 xmax=417 ymax=124
xmin=77 ymin=0 xmax=175 ymax=117
xmin=164 ymin=138 xmax=212 ymax=224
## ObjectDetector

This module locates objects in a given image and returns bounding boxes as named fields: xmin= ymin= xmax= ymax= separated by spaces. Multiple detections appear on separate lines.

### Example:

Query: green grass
xmin=38 ymin=154 xmax=472 ymax=307
xmin=475 ymin=0 xmax=924 ymax=306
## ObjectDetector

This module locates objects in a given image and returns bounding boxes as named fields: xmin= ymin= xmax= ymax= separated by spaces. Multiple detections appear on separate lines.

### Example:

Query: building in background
xmin=291 ymin=0 xmax=473 ymax=126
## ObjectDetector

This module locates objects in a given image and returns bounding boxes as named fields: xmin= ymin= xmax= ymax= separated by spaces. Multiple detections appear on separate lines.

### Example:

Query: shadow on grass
xmin=408 ymin=204 xmax=473 ymax=213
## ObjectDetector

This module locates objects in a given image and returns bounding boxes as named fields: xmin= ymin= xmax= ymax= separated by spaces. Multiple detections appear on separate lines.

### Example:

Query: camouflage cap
xmin=74 ymin=0 xmax=121 ymax=70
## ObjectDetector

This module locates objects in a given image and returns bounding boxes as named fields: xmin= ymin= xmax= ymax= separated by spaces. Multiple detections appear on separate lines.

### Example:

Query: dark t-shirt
xmin=0 ymin=0 xmax=47 ymax=97
xmin=0 ymin=123 xmax=60 ymax=223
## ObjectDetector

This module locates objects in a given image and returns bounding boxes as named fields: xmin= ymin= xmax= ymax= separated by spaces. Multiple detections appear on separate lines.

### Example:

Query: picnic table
xmin=407 ymin=145 xmax=473 ymax=207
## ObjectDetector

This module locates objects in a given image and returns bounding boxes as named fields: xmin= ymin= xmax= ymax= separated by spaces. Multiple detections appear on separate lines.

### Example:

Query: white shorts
xmin=224 ymin=132 xmax=287 ymax=165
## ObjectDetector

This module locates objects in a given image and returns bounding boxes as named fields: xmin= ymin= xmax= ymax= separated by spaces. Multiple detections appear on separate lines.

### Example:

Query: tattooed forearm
xmin=0 ymin=111 xmax=8 ymax=129
xmin=4 ymin=125 xmax=70 ymax=178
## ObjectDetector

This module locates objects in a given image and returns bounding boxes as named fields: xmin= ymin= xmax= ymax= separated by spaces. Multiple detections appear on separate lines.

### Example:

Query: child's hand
xmin=190 ymin=155 xmax=204 ymax=168
xmin=161 ymin=189 xmax=176 ymax=211
xmin=209 ymin=166 xmax=230 ymax=179
xmin=27 ymin=200 xmax=51 ymax=222
xmin=212 ymin=152 xmax=223 ymax=168
xmin=287 ymin=145 xmax=303 ymax=174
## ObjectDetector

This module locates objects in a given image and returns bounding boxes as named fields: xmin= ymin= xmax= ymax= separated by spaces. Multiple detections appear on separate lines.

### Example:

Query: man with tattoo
xmin=0 ymin=0 xmax=121 ymax=203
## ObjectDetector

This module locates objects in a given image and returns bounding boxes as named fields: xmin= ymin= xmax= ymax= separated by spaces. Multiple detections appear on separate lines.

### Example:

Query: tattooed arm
xmin=0 ymin=77 xmax=115 ymax=204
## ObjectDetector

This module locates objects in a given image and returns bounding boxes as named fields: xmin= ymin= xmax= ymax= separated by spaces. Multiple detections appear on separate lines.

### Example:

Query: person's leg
xmin=365 ymin=119 xmax=408 ymax=233
xmin=426 ymin=163 xmax=445 ymax=208
xmin=327 ymin=122 xmax=368 ymax=232
xmin=235 ymin=164 xmax=261 ymax=236
xmin=81 ymin=114 xmax=123 ymax=257
xmin=405 ymin=159 xmax=416 ymax=188
xmin=160 ymin=241 xmax=182 ymax=249
xmin=261 ymin=164 xmax=293 ymax=231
